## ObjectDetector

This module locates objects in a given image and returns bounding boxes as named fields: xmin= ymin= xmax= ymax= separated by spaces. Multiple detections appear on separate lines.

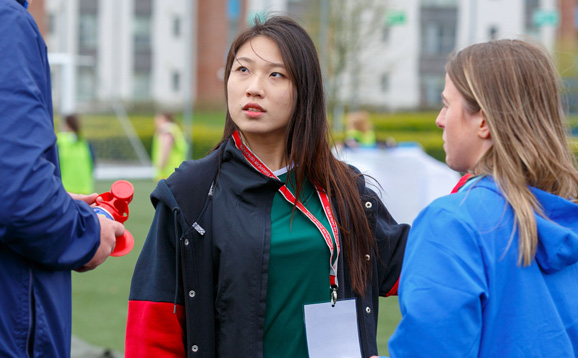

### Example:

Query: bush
xmin=189 ymin=126 xmax=224 ymax=159
xmin=371 ymin=112 xmax=440 ymax=132
xmin=71 ymin=110 xmax=578 ymax=165
xmin=367 ymin=112 xmax=445 ymax=161
xmin=70 ymin=111 xmax=450 ymax=164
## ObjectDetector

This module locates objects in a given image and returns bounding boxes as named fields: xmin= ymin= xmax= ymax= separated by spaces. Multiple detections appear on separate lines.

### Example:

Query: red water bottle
xmin=93 ymin=180 xmax=135 ymax=257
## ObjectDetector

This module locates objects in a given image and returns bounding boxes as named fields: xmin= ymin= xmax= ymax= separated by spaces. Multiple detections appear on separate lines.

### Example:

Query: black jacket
xmin=127 ymin=138 xmax=409 ymax=357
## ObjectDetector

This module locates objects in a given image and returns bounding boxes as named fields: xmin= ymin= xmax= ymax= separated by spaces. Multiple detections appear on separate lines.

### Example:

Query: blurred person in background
xmin=152 ymin=112 xmax=189 ymax=182
xmin=388 ymin=39 xmax=578 ymax=357
xmin=126 ymin=15 xmax=408 ymax=358
xmin=57 ymin=113 xmax=96 ymax=194
xmin=0 ymin=0 xmax=125 ymax=356
xmin=344 ymin=111 xmax=377 ymax=149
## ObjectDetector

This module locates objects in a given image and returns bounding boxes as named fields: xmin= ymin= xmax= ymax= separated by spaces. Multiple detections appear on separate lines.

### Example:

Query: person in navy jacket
xmin=0 ymin=1 xmax=124 ymax=356
xmin=389 ymin=39 xmax=578 ymax=357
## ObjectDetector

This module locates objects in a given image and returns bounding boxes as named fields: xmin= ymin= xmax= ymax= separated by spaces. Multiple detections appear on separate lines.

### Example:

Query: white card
xmin=303 ymin=298 xmax=362 ymax=358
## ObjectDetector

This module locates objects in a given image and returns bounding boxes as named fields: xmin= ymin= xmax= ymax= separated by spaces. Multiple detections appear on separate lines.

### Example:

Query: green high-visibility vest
xmin=152 ymin=122 xmax=188 ymax=181
xmin=57 ymin=132 xmax=94 ymax=194
xmin=346 ymin=128 xmax=376 ymax=148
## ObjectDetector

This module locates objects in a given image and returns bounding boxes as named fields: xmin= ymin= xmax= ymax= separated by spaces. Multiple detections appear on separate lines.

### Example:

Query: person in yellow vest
xmin=57 ymin=114 xmax=95 ymax=194
xmin=152 ymin=112 xmax=188 ymax=182
xmin=344 ymin=111 xmax=377 ymax=149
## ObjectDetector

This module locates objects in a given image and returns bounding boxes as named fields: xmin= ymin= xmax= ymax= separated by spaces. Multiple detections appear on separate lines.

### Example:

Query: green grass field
xmin=71 ymin=179 xmax=155 ymax=353
xmin=70 ymin=113 xmax=577 ymax=355
xmin=71 ymin=179 xmax=402 ymax=356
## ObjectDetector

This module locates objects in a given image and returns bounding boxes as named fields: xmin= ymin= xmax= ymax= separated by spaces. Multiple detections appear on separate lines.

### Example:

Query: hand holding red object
xmin=94 ymin=180 xmax=135 ymax=257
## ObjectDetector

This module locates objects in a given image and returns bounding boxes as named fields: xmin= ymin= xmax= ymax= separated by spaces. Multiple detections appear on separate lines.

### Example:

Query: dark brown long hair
xmin=214 ymin=15 xmax=373 ymax=294
xmin=64 ymin=114 xmax=81 ymax=137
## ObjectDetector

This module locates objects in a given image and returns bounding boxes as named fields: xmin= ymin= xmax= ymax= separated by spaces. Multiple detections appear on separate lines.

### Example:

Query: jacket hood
xmin=531 ymin=187 xmax=578 ymax=273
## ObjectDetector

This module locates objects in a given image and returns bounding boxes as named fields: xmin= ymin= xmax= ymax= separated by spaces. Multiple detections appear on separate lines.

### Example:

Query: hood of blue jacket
xmin=531 ymin=186 xmax=578 ymax=273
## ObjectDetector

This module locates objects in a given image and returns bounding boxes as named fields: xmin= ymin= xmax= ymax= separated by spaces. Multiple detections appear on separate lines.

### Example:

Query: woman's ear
xmin=477 ymin=111 xmax=492 ymax=140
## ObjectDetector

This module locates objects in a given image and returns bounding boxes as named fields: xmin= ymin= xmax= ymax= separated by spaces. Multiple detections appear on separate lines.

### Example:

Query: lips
xmin=243 ymin=103 xmax=266 ymax=113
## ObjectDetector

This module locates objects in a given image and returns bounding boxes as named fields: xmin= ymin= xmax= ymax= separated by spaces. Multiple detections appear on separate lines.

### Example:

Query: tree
xmin=315 ymin=0 xmax=388 ymax=132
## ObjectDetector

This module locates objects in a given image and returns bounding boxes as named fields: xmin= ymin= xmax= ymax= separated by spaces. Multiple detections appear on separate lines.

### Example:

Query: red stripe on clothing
xmin=386 ymin=277 xmax=400 ymax=297
xmin=451 ymin=174 xmax=472 ymax=194
xmin=125 ymin=300 xmax=186 ymax=358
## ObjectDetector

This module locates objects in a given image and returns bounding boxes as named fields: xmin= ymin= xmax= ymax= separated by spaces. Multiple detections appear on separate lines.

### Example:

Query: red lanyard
xmin=232 ymin=131 xmax=340 ymax=303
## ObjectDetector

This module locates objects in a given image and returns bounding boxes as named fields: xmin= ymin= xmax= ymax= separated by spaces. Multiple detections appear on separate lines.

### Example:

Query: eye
xmin=234 ymin=66 xmax=249 ymax=73
xmin=270 ymin=72 xmax=286 ymax=79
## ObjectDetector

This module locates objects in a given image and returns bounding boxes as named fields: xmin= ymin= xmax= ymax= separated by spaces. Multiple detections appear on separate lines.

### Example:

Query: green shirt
xmin=263 ymin=170 xmax=337 ymax=358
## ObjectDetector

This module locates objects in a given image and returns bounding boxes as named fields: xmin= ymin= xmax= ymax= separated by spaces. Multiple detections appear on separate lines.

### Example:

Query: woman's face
xmin=227 ymin=36 xmax=294 ymax=144
xmin=435 ymin=74 xmax=488 ymax=173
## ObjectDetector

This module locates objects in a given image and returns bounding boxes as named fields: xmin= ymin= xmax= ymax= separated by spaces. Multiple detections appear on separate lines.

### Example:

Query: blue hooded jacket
xmin=0 ymin=0 xmax=100 ymax=356
xmin=389 ymin=176 xmax=578 ymax=357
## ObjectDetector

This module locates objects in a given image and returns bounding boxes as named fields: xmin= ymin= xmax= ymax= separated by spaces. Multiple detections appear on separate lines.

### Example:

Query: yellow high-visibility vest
xmin=57 ymin=132 xmax=94 ymax=194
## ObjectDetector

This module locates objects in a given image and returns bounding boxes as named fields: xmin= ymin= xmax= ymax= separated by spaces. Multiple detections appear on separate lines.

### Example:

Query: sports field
xmin=71 ymin=112 xmax=577 ymax=355
xmin=71 ymin=179 xmax=402 ymax=356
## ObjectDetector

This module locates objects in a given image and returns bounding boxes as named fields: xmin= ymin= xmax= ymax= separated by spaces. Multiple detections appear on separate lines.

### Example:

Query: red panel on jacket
xmin=125 ymin=300 xmax=186 ymax=357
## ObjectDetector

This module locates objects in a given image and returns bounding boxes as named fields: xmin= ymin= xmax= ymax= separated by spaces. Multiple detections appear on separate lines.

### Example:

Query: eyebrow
xmin=235 ymin=56 xmax=285 ymax=69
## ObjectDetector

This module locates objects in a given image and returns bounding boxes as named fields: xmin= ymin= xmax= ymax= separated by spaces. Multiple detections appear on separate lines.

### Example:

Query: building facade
xmin=44 ymin=0 xmax=250 ymax=114
xmin=37 ymin=0 xmax=568 ymax=114
xmin=332 ymin=0 xmax=558 ymax=111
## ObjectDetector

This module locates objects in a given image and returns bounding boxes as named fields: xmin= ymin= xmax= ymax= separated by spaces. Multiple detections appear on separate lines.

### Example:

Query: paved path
xmin=94 ymin=164 xmax=154 ymax=180
xmin=71 ymin=336 xmax=123 ymax=358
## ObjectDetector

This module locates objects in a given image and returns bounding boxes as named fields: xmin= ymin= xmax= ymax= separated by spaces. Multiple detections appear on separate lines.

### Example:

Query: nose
xmin=435 ymin=109 xmax=445 ymax=129
xmin=245 ymin=74 xmax=265 ymax=98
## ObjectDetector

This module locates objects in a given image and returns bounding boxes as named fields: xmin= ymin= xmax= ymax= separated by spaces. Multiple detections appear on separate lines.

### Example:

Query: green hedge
xmin=67 ymin=113 xmax=225 ymax=162
xmin=368 ymin=112 xmax=444 ymax=161
xmin=66 ymin=112 xmax=576 ymax=164
xmin=371 ymin=111 xmax=440 ymax=132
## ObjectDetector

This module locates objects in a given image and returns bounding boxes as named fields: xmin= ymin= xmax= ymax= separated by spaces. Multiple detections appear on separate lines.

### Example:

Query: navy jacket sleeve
xmin=372 ymin=187 xmax=409 ymax=296
xmin=353 ymin=167 xmax=409 ymax=296
xmin=0 ymin=3 xmax=99 ymax=270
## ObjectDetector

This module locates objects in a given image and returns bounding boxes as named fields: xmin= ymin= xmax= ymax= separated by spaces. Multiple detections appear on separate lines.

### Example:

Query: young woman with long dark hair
xmin=126 ymin=15 xmax=408 ymax=358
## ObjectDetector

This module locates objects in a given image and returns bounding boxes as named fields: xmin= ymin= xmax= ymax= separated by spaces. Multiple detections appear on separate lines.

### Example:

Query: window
xmin=173 ymin=16 xmax=181 ymax=37
xmin=381 ymin=74 xmax=390 ymax=93
xmin=525 ymin=0 xmax=540 ymax=34
xmin=382 ymin=25 xmax=390 ymax=43
xmin=48 ymin=12 xmax=56 ymax=35
xmin=172 ymin=71 xmax=180 ymax=92
xmin=77 ymin=67 xmax=96 ymax=102
xmin=422 ymin=21 xmax=456 ymax=56
xmin=421 ymin=0 xmax=457 ymax=7
xmin=78 ymin=13 xmax=98 ymax=51
xmin=133 ymin=71 xmax=151 ymax=101
xmin=422 ymin=74 xmax=445 ymax=107
xmin=488 ymin=25 xmax=498 ymax=40
xmin=134 ymin=15 xmax=151 ymax=51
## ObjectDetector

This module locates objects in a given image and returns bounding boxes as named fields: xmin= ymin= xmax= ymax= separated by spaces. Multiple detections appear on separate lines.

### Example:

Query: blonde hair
xmin=346 ymin=111 xmax=372 ymax=132
xmin=447 ymin=39 xmax=578 ymax=266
